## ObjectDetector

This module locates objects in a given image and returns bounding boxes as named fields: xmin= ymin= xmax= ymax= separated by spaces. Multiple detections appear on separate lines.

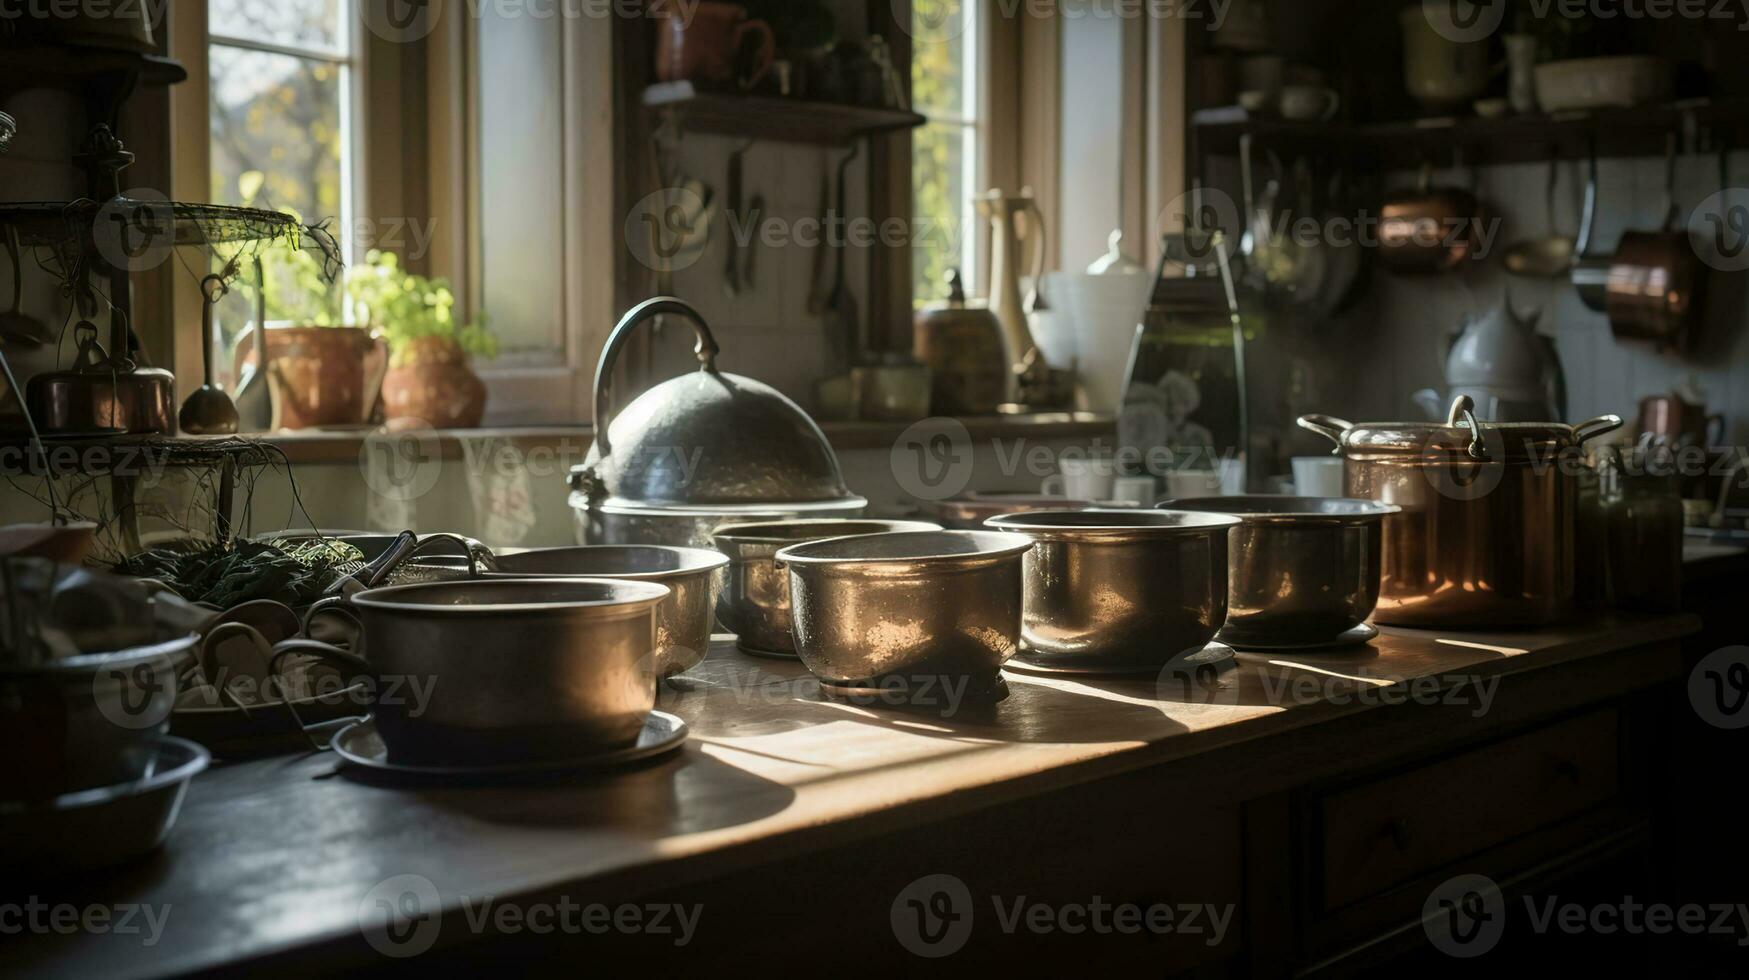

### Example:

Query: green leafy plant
xmin=344 ymin=249 xmax=497 ymax=365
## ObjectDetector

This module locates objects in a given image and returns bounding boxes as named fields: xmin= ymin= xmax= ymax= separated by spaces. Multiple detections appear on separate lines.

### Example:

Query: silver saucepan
xmin=1164 ymin=496 xmax=1398 ymax=647
xmin=775 ymin=530 xmax=1032 ymax=699
xmin=711 ymin=519 xmax=941 ymax=657
xmin=269 ymin=578 xmax=668 ymax=766
xmin=986 ymin=510 xmax=1240 ymax=673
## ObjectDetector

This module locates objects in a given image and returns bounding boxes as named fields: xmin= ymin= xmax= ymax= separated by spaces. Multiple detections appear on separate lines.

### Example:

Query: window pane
xmin=474 ymin=13 xmax=565 ymax=357
xmin=210 ymin=0 xmax=342 ymax=52
xmin=911 ymin=0 xmax=966 ymax=118
xmin=912 ymin=121 xmax=971 ymax=306
xmin=209 ymin=45 xmax=345 ymax=371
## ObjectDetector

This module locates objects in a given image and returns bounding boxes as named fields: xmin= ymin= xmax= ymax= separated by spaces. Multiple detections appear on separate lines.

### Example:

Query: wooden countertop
xmin=3 ymin=613 xmax=1699 ymax=978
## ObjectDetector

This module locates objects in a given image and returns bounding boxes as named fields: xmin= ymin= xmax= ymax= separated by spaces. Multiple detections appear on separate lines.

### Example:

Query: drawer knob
xmin=1380 ymin=818 xmax=1411 ymax=851
xmin=1555 ymin=760 xmax=1581 ymax=784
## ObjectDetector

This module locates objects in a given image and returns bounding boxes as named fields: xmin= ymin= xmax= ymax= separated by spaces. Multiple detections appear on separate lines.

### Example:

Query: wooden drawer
xmin=1314 ymin=708 xmax=1620 ymax=910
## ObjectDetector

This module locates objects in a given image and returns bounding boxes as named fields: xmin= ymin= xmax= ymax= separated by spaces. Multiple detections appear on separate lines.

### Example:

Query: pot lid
xmin=1298 ymin=396 xmax=1622 ymax=461
xmin=573 ymin=298 xmax=861 ymax=508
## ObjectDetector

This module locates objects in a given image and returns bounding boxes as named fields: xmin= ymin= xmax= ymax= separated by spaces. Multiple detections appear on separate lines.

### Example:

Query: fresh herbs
xmin=113 ymin=539 xmax=363 ymax=609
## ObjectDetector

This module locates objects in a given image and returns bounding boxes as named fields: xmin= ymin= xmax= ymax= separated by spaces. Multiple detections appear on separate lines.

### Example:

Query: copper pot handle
xmin=1445 ymin=394 xmax=1487 ymax=460
xmin=1296 ymin=414 xmax=1354 ymax=448
xmin=592 ymin=296 xmax=721 ymax=459
xmin=1573 ymin=414 xmax=1625 ymax=444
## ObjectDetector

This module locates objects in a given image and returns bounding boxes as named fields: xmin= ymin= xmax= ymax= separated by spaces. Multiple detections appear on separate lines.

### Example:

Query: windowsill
xmin=262 ymin=412 xmax=1117 ymax=464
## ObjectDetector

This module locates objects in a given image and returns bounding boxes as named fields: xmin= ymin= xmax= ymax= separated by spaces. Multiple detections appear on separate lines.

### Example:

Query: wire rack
xmin=0 ymin=199 xmax=343 ymax=282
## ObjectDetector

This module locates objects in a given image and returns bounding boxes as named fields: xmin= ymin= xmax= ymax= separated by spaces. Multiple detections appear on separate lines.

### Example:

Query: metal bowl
xmin=269 ymin=578 xmax=670 ymax=765
xmin=774 ymin=531 xmax=1033 ymax=697
xmin=986 ymin=510 xmax=1242 ymax=673
xmin=470 ymin=545 xmax=729 ymax=677
xmin=711 ymin=520 xmax=943 ymax=657
xmin=0 ymin=736 xmax=209 ymax=872
xmin=1164 ymin=496 xmax=1398 ymax=646
xmin=1 ymin=632 xmax=198 ymax=800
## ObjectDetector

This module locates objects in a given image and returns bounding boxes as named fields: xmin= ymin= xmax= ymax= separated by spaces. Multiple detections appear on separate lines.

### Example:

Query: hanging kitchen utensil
xmin=1504 ymin=151 xmax=1577 ymax=278
xmin=1604 ymin=133 xmax=1706 ymax=352
xmin=744 ymin=192 xmax=764 ymax=289
xmin=1 ymin=226 xmax=49 ymax=346
xmin=806 ymin=154 xmax=831 ymax=316
xmin=1378 ymin=156 xmax=1484 ymax=274
xmin=1571 ymin=137 xmax=1610 ymax=311
xmin=823 ymin=143 xmax=860 ymax=373
xmin=722 ymin=139 xmax=749 ymax=299
xmin=178 ymin=273 xmax=240 ymax=435
xmin=230 ymin=255 xmax=272 ymax=431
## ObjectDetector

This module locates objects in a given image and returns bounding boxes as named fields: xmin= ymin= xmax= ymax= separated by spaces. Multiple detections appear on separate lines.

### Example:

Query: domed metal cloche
xmin=569 ymin=298 xmax=865 ymax=546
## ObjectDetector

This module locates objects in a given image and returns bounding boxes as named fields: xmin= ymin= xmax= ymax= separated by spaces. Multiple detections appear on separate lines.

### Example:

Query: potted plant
xmin=345 ymin=249 xmax=497 ymax=430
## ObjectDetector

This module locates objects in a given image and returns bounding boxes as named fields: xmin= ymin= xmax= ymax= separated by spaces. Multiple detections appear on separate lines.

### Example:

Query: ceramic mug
xmin=1043 ymin=454 xmax=1118 ymax=501
xmin=653 ymin=0 xmax=776 ymax=91
xmin=1111 ymin=476 xmax=1157 ymax=506
xmin=1162 ymin=469 xmax=1224 ymax=499
xmin=1279 ymin=85 xmax=1340 ymax=122
xmin=1292 ymin=456 xmax=1346 ymax=497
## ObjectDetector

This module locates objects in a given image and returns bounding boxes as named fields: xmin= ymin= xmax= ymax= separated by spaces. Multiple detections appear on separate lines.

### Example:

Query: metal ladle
xmin=178 ymin=273 xmax=239 ymax=435
xmin=1504 ymin=152 xmax=1577 ymax=278
xmin=0 ymin=227 xmax=48 ymax=345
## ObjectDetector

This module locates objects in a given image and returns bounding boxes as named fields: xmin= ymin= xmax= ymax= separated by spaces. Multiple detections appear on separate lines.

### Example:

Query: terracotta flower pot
xmin=260 ymin=326 xmax=387 ymax=430
xmin=380 ymin=336 xmax=487 ymax=430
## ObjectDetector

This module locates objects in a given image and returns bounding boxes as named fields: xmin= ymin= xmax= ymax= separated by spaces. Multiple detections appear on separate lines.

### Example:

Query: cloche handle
xmin=593 ymin=296 xmax=721 ymax=459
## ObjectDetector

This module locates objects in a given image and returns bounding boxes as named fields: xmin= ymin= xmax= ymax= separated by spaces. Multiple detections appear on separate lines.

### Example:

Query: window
xmin=911 ymin=0 xmax=981 ymax=306
xmin=206 ymin=0 xmax=360 ymax=384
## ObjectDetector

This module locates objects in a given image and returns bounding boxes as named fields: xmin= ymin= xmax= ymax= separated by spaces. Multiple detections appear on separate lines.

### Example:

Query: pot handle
xmin=1573 ymin=414 xmax=1625 ymax=444
xmin=1446 ymin=394 xmax=1487 ymax=460
xmin=593 ymin=297 xmax=722 ymax=460
xmin=1296 ymin=414 xmax=1354 ymax=448
xmin=267 ymin=637 xmax=374 ymax=749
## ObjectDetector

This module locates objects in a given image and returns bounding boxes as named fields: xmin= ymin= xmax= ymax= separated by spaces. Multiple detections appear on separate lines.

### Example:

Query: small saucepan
xmin=1164 ymin=496 xmax=1399 ymax=647
xmin=268 ymin=578 xmax=668 ymax=766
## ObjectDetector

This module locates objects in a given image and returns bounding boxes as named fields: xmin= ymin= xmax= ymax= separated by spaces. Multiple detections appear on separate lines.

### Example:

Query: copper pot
xmin=26 ymin=321 xmax=174 ymax=435
xmin=1605 ymin=225 xmax=1706 ymax=351
xmin=261 ymin=326 xmax=387 ymax=430
xmin=1574 ymin=139 xmax=1707 ymax=351
xmin=1298 ymin=396 xmax=1622 ymax=629
xmin=1636 ymin=393 xmax=1724 ymax=449
xmin=1377 ymin=167 xmax=1485 ymax=275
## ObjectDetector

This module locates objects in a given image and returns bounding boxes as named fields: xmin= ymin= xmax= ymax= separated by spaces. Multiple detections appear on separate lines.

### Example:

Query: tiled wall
xmin=641 ymin=133 xmax=870 ymax=411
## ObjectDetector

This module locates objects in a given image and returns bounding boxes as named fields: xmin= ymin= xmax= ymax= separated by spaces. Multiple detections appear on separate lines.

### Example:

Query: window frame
xmin=206 ymin=0 xmax=369 ymax=318
xmin=910 ymin=0 xmax=985 ymax=304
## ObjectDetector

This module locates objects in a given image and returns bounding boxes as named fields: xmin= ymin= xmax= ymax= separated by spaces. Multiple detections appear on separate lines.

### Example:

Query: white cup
xmin=1110 ymin=476 xmax=1157 ymax=506
xmin=1162 ymin=469 xmax=1224 ymax=500
xmin=1217 ymin=456 xmax=1247 ymax=496
xmin=1291 ymin=456 xmax=1346 ymax=497
xmin=1042 ymin=455 xmax=1118 ymax=501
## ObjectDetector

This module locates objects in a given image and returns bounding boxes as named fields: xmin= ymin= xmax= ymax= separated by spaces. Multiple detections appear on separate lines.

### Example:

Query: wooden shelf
xmin=1192 ymin=97 xmax=1749 ymax=167
xmin=0 ymin=42 xmax=187 ymax=90
xmin=643 ymin=81 xmax=925 ymax=146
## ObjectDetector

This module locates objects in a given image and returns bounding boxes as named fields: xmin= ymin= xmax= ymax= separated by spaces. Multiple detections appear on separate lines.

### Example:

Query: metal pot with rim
xmin=1298 ymin=395 xmax=1621 ymax=629
xmin=569 ymin=298 xmax=866 ymax=548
